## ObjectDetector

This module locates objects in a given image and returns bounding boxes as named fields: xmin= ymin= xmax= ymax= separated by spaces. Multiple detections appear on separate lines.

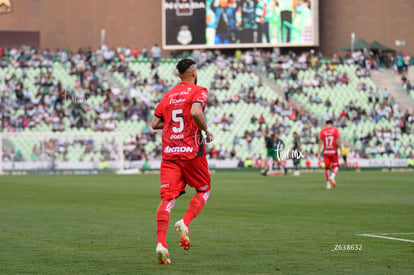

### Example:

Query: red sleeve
xmin=192 ymin=87 xmax=209 ymax=107
xmin=319 ymin=129 xmax=324 ymax=140
xmin=336 ymin=128 xmax=340 ymax=138
xmin=154 ymin=100 xmax=163 ymax=119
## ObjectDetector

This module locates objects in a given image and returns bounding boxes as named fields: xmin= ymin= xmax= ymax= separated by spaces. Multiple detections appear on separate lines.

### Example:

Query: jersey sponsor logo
xmin=164 ymin=146 xmax=194 ymax=153
xmin=170 ymin=98 xmax=186 ymax=104
xmin=168 ymin=92 xmax=180 ymax=98
xmin=170 ymin=134 xmax=184 ymax=140
xmin=160 ymin=183 xmax=170 ymax=188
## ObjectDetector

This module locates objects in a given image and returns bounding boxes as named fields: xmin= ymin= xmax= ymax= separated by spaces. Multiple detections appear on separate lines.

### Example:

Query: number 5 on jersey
xmin=172 ymin=109 xmax=184 ymax=133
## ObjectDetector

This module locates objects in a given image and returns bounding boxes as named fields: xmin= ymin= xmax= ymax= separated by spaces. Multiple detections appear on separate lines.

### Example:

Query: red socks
xmin=156 ymin=192 xmax=210 ymax=248
xmin=325 ymin=169 xmax=330 ymax=181
xmin=156 ymin=199 xmax=176 ymax=248
xmin=183 ymin=192 xmax=210 ymax=227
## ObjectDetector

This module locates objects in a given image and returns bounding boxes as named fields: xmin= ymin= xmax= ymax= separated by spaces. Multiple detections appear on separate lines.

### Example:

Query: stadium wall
xmin=319 ymin=0 xmax=414 ymax=55
xmin=0 ymin=0 xmax=163 ymax=50
xmin=0 ymin=0 xmax=413 ymax=54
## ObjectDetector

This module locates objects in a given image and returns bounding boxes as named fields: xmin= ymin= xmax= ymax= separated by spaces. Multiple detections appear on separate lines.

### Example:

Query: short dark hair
xmin=326 ymin=120 xmax=333 ymax=125
xmin=176 ymin=58 xmax=196 ymax=74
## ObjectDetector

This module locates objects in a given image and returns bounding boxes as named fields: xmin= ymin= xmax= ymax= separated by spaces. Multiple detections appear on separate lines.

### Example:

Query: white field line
xmin=372 ymin=233 xmax=414 ymax=235
xmin=356 ymin=233 xmax=414 ymax=243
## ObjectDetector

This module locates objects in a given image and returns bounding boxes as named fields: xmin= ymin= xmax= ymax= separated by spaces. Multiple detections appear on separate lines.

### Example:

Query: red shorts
xmin=324 ymin=154 xmax=338 ymax=168
xmin=160 ymin=155 xmax=211 ymax=201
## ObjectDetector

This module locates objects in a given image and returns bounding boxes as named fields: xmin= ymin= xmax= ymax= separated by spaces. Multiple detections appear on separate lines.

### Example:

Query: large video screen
xmin=163 ymin=0 xmax=319 ymax=49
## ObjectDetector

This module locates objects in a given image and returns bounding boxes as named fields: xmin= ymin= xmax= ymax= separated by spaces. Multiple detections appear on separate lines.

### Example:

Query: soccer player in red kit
xmin=151 ymin=59 xmax=214 ymax=264
xmin=318 ymin=120 xmax=342 ymax=189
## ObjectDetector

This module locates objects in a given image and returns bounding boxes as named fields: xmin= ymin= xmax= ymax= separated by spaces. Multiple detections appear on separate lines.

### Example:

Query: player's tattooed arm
xmin=191 ymin=102 xmax=207 ymax=131
xmin=191 ymin=102 xmax=214 ymax=143
xmin=151 ymin=116 xmax=164 ymax=130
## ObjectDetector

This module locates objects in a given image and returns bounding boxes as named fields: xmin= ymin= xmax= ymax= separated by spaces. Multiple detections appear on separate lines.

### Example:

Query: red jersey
xmin=154 ymin=81 xmax=208 ymax=160
xmin=319 ymin=126 xmax=340 ymax=156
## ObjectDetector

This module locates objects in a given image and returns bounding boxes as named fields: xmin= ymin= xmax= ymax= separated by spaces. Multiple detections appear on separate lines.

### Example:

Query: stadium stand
xmin=1 ymin=46 xmax=413 ymax=165
xmin=264 ymin=51 xmax=414 ymax=159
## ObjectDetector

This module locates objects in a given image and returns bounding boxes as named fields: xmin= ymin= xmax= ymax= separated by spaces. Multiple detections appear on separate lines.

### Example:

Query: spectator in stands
xmin=385 ymin=143 xmax=393 ymax=156
xmin=132 ymin=47 xmax=140 ymax=59
xmin=324 ymin=98 xmax=332 ymax=109
xmin=30 ymin=145 xmax=39 ymax=161
xmin=212 ymin=113 xmax=220 ymax=125
xmin=341 ymin=72 xmax=349 ymax=84
xmin=258 ymin=114 xmax=265 ymax=125
xmin=141 ymin=46 xmax=148 ymax=58
xmin=14 ymin=148 xmax=23 ymax=161
xmin=209 ymin=146 xmax=219 ymax=159
xmin=250 ymin=114 xmax=257 ymax=124
xmin=227 ymin=113 xmax=235 ymax=124
xmin=221 ymin=115 xmax=229 ymax=131
xmin=230 ymin=147 xmax=236 ymax=158
xmin=396 ymin=54 xmax=404 ymax=74
xmin=151 ymin=44 xmax=161 ymax=63
xmin=374 ymin=89 xmax=381 ymax=104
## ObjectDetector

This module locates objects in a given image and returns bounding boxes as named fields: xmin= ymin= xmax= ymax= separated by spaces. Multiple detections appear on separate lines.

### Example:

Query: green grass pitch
xmin=0 ymin=171 xmax=413 ymax=274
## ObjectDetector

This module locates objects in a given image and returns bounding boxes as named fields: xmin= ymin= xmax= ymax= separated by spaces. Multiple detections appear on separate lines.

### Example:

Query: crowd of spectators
xmin=193 ymin=50 xmax=323 ymax=161
xmin=0 ymin=46 xmax=155 ymax=134
xmin=2 ymin=136 xmax=121 ymax=164
xmin=263 ymin=50 xmax=414 ymax=160
xmin=1 ymin=45 xmax=413 ymax=163
xmin=0 ymin=45 xmax=159 ymax=162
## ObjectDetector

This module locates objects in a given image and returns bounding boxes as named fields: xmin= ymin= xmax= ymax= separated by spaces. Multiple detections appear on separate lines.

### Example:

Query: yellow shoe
xmin=156 ymin=243 xmax=171 ymax=264
xmin=331 ymin=178 xmax=336 ymax=188
xmin=175 ymin=219 xmax=190 ymax=250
